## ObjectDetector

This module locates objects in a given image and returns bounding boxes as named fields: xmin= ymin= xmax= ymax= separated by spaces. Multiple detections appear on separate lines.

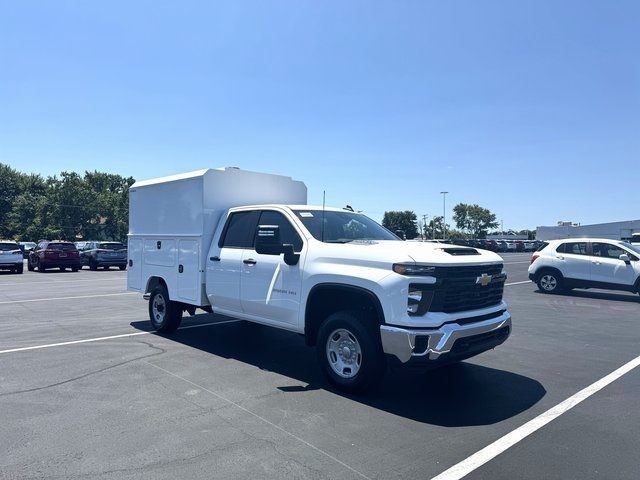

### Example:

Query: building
xmin=536 ymin=220 xmax=640 ymax=241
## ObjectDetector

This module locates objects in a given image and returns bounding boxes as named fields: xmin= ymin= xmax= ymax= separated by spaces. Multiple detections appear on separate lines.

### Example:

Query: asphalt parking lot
xmin=1 ymin=253 xmax=638 ymax=479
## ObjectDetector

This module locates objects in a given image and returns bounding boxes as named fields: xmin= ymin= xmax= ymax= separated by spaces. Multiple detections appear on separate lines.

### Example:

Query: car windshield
xmin=0 ymin=242 xmax=20 ymax=251
xmin=625 ymin=243 xmax=640 ymax=255
xmin=20 ymin=242 xmax=36 ymax=248
xmin=48 ymin=243 xmax=76 ymax=250
xmin=293 ymin=210 xmax=399 ymax=243
xmin=99 ymin=243 xmax=125 ymax=250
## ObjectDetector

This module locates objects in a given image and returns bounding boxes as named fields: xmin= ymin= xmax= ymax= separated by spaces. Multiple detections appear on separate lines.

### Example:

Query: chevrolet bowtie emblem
xmin=476 ymin=273 xmax=493 ymax=286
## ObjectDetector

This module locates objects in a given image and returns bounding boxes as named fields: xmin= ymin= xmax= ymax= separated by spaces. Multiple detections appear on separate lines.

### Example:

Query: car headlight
xmin=392 ymin=263 xmax=436 ymax=276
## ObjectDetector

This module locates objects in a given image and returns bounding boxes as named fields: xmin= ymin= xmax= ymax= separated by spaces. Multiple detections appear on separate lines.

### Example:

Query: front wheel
xmin=537 ymin=271 xmax=563 ymax=293
xmin=148 ymin=285 xmax=183 ymax=333
xmin=119 ymin=265 xmax=126 ymax=271
xmin=316 ymin=311 xmax=386 ymax=394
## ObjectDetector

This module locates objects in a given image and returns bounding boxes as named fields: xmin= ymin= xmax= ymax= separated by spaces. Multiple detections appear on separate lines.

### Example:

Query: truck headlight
xmin=393 ymin=263 xmax=436 ymax=276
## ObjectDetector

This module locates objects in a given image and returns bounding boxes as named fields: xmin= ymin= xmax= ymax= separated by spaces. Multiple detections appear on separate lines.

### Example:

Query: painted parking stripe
xmin=0 ymin=277 xmax=124 ymax=287
xmin=0 ymin=319 xmax=241 ymax=355
xmin=0 ymin=292 xmax=136 ymax=305
xmin=431 ymin=353 xmax=640 ymax=480
xmin=505 ymin=280 xmax=532 ymax=286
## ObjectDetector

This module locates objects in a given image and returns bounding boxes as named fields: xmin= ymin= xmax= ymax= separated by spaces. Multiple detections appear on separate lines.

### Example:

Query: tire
xmin=37 ymin=260 xmax=46 ymax=273
xmin=119 ymin=265 xmax=126 ymax=271
xmin=148 ymin=285 xmax=183 ymax=333
xmin=537 ymin=270 xmax=563 ymax=294
xmin=27 ymin=260 xmax=34 ymax=271
xmin=71 ymin=266 xmax=79 ymax=272
xmin=60 ymin=267 xmax=66 ymax=271
xmin=89 ymin=259 xmax=98 ymax=271
xmin=316 ymin=311 xmax=386 ymax=394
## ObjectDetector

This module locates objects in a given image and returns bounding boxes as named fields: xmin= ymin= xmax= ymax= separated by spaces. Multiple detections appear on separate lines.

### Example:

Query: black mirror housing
xmin=255 ymin=224 xmax=300 ymax=265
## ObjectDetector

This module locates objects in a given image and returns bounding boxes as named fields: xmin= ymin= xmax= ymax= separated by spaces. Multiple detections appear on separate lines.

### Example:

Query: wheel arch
xmin=534 ymin=266 xmax=564 ymax=282
xmin=145 ymin=276 xmax=168 ymax=297
xmin=304 ymin=283 xmax=385 ymax=347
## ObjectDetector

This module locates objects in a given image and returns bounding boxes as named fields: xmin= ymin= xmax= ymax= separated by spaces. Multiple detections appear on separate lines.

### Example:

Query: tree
xmin=382 ymin=210 xmax=419 ymax=239
xmin=452 ymin=203 xmax=499 ymax=238
xmin=0 ymin=163 xmax=135 ymax=241
xmin=427 ymin=216 xmax=450 ymax=239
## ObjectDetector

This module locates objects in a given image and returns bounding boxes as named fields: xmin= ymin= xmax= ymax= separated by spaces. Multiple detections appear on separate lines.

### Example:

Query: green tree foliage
xmin=426 ymin=215 xmax=451 ymax=239
xmin=452 ymin=203 xmax=499 ymax=238
xmin=0 ymin=163 xmax=134 ymax=241
xmin=382 ymin=210 xmax=419 ymax=239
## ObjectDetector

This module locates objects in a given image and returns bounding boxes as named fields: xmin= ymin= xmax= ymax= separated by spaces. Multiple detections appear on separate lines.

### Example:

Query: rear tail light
xmin=531 ymin=254 xmax=539 ymax=265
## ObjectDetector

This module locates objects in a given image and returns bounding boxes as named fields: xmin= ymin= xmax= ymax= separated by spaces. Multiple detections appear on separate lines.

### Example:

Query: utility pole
xmin=422 ymin=214 xmax=428 ymax=240
xmin=440 ymin=191 xmax=448 ymax=240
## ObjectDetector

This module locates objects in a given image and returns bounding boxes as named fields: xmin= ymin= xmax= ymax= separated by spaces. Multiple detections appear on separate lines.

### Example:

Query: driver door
xmin=240 ymin=209 xmax=305 ymax=326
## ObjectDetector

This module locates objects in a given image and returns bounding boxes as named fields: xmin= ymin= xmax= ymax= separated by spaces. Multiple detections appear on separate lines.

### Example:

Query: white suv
xmin=528 ymin=238 xmax=640 ymax=296
xmin=0 ymin=241 xmax=24 ymax=274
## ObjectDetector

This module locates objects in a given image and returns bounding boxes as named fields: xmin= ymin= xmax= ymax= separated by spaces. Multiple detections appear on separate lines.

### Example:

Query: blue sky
xmin=1 ymin=1 xmax=638 ymax=230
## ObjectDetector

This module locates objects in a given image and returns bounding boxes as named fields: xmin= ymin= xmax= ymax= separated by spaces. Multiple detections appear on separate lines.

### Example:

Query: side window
xmin=592 ymin=243 xmax=627 ymax=260
xmin=257 ymin=210 xmax=304 ymax=252
xmin=561 ymin=242 xmax=587 ymax=255
xmin=220 ymin=211 xmax=260 ymax=248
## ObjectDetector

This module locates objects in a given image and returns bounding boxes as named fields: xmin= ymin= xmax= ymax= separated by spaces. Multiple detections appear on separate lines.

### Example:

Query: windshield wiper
xmin=325 ymin=239 xmax=355 ymax=244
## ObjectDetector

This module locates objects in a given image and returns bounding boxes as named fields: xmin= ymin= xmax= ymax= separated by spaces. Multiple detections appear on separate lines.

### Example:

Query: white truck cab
xmin=128 ymin=168 xmax=512 ymax=392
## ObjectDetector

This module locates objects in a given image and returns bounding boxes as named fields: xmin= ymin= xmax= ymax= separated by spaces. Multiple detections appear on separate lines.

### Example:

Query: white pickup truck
xmin=128 ymin=168 xmax=512 ymax=392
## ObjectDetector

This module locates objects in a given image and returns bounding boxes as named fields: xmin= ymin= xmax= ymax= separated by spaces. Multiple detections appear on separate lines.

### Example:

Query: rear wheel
xmin=316 ymin=311 xmax=386 ymax=393
xmin=37 ymin=260 xmax=46 ymax=273
xmin=537 ymin=270 xmax=563 ymax=293
xmin=148 ymin=285 xmax=183 ymax=333
xmin=60 ymin=267 xmax=66 ymax=271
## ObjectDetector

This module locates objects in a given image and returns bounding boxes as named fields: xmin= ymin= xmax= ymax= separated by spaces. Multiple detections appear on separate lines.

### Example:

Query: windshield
xmin=0 ymin=242 xmax=20 ymax=251
xmin=625 ymin=243 xmax=640 ymax=255
xmin=293 ymin=210 xmax=399 ymax=243
xmin=99 ymin=243 xmax=125 ymax=250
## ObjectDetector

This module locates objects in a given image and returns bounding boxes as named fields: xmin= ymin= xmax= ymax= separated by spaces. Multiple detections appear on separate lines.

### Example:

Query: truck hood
xmin=315 ymin=240 xmax=503 ymax=273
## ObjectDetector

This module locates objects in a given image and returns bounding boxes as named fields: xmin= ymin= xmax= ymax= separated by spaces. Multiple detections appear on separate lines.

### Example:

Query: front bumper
xmin=380 ymin=310 xmax=511 ymax=364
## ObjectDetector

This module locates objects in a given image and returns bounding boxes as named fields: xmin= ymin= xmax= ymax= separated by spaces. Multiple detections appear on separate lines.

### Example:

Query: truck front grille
xmin=429 ymin=264 xmax=505 ymax=313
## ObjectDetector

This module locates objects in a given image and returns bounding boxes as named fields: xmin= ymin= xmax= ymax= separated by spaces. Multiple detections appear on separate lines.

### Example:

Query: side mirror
xmin=255 ymin=225 xmax=300 ymax=266
xmin=619 ymin=253 xmax=631 ymax=263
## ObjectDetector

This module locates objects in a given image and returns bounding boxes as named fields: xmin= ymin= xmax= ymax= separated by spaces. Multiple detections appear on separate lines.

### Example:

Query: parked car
xmin=28 ymin=241 xmax=81 ymax=272
xmin=0 ymin=241 xmax=24 ymax=274
xmin=514 ymin=240 xmax=525 ymax=252
xmin=524 ymin=241 xmax=536 ymax=252
xmin=631 ymin=233 xmax=640 ymax=246
xmin=81 ymin=241 xmax=127 ymax=270
xmin=75 ymin=241 xmax=88 ymax=251
xmin=495 ymin=241 xmax=508 ymax=252
xmin=18 ymin=241 xmax=37 ymax=259
xmin=529 ymin=238 xmax=640 ymax=295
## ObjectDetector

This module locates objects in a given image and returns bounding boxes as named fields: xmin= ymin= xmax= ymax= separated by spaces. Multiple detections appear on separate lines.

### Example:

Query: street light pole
xmin=440 ymin=191 xmax=448 ymax=241
xmin=422 ymin=214 xmax=428 ymax=240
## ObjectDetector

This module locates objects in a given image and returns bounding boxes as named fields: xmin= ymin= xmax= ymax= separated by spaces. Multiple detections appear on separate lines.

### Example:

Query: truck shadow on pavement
xmin=131 ymin=316 xmax=546 ymax=427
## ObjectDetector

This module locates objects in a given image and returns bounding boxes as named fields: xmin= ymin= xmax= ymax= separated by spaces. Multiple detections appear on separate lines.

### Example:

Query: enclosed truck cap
xmin=127 ymin=167 xmax=307 ymax=304
xmin=128 ymin=167 xmax=307 ymax=236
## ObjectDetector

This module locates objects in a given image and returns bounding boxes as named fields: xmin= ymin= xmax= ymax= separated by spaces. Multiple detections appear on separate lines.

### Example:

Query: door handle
xmin=555 ymin=255 xmax=564 ymax=260
xmin=592 ymin=261 xmax=600 ymax=265
xmin=209 ymin=256 xmax=220 ymax=262
xmin=243 ymin=258 xmax=257 ymax=265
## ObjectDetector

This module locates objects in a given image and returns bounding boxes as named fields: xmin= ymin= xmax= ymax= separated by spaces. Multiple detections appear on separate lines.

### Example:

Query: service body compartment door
xmin=127 ymin=238 xmax=143 ymax=291
xmin=178 ymin=239 xmax=200 ymax=302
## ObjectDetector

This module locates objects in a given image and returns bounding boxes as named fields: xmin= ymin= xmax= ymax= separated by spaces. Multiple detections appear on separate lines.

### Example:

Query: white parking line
xmin=0 ymin=292 xmax=136 ymax=305
xmin=0 ymin=319 xmax=241 ymax=355
xmin=431 ymin=353 xmax=640 ymax=480
xmin=0 ymin=277 xmax=124 ymax=287
xmin=503 ymin=261 xmax=532 ymax=265
xmin=505 ymin=280 xmax=532 ymax=286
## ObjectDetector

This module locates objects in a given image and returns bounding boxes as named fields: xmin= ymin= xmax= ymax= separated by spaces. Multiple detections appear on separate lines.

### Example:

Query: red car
xmin=28 ymin=241 xmax=81 ymax=272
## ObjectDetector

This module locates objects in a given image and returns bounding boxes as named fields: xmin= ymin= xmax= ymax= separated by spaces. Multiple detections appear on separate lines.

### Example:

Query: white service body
xmin=127 ymin=168 xmax=307 ymax=305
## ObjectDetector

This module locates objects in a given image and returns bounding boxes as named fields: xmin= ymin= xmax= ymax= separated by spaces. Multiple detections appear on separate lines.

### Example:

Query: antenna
xmin=321 ymin=190 xmax=326 ymax=242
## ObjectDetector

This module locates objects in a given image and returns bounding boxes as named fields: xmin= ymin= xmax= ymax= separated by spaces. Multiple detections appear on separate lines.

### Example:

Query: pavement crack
xmin=0 ymin=339 xmax=165 ymax=397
